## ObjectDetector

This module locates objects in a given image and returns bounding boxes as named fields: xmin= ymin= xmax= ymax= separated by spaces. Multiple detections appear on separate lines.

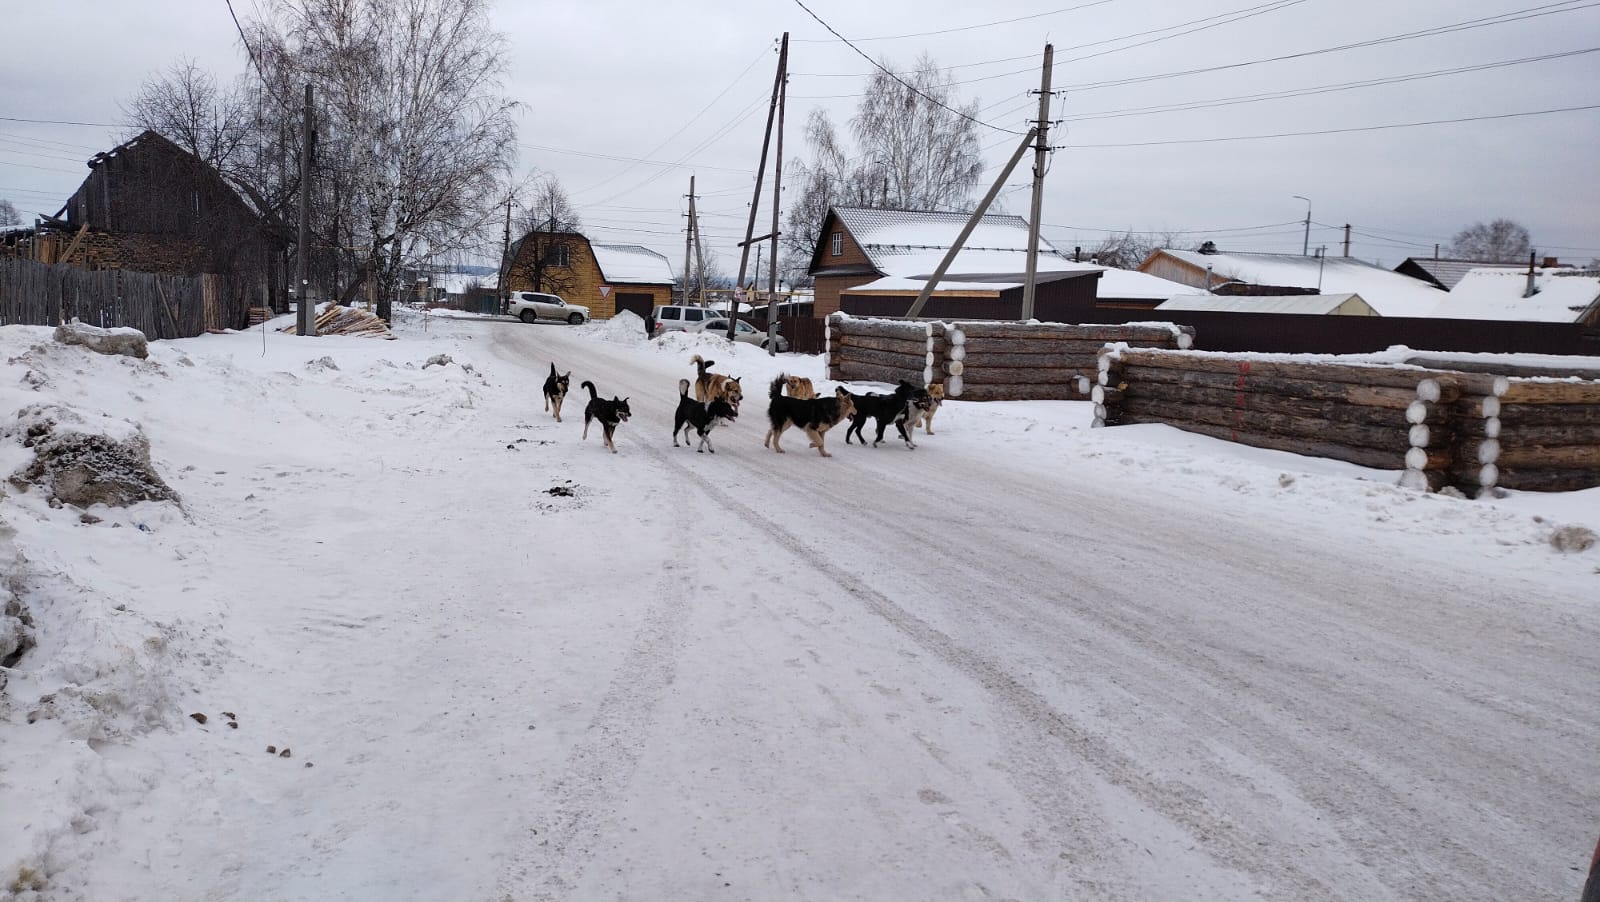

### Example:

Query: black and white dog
xmin=673 ymin=378 xmax=738 ymax=453
xmin=542 ymin=362 xmax=571 ymax=422
xmin=846 ymin=380 xmax=934 ymax=449
xmin=580 ymin=380 xmax=631 ymax=453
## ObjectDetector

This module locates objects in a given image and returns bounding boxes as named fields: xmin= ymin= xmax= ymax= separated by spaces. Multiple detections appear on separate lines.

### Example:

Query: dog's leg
xmin=544 ymin=393 xmax=550 ymax=412
xmin=924 ymin=409 xmax=935 ymax=434
xmin=553 ymin=398 xmax=562 ymax=423
xmin=582 ymin=414 xmax=591 ymax=440
xmin=770 ymin=424 xmax=786 ymax=453
xmin=604 ymin=423 xmax=617 ymax=453
xmin=806 ymin=426 xmax=831 ymax=457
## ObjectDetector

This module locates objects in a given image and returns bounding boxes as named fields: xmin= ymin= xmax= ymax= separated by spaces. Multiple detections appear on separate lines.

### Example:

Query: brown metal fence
xmin=0 ymin=257 xmax=238 ymax=339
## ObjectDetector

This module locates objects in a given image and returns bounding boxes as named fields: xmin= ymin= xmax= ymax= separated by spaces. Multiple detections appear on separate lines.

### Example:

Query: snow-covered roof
xmin=1095 ymin=267 xmax=1198 ymax=301
xmin=1396 ymin=257 xmax=1528 ymax=291
xmin=842 ymin=276 xmax=1007 ymax=295
xmin=592 ymin=243 xmax=674 ymax=285
xmin=831 ymin=206 xmax=1097 ymax=281
xmin=1432 ymin=268 xmax=1600 ymax=323
xmin=1154 ymin=249 xmax=1446 ymax=317
xmin=1157 ymin=293 xmax=1373 ymax=315
xmin=429 ymin=271 xmax=495 ymax=295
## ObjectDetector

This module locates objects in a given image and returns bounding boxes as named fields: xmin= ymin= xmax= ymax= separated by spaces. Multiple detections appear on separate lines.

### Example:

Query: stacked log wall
xmin=1479 ymin=379 xmax=1600 ymax=492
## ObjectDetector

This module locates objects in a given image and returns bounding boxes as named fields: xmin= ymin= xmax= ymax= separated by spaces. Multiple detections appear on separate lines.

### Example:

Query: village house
xmin=808 ymin=206 xmax=1193 ymax=320
xmin=1430 ymin=265 xmax=1600 ymax=326
xmin=505 ymin=230 xmax=674 ymax=319
xmin=1138 ymin=246 xmax=1446 ymax=317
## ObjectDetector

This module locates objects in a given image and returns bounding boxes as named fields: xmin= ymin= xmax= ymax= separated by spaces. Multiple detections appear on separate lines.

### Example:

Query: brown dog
xmin=783 ymin=375 xmax=817 ymax=399
xmin=912 ymin=382 xmax=944 ymax=434
xmin=691 ymin=354 xmax=743 ymax=411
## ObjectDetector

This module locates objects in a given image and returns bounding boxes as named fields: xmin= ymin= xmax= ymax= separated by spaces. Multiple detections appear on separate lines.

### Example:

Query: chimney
xmin=1542 ymin=256 xmax=1558 ymax=268
xmin=1074 ymin=245 xmax=1081 ymax=262
xmin=1524 ymin=251 xmax=1537 ymax=298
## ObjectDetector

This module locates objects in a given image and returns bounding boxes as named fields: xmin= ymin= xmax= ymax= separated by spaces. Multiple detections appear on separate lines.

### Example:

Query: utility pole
xmin=1342 ymin=223 xmax=1351 ymax=258
xmin=765 ymin=42 xmax=788 ymax=356
xmin=690 ymin=182 xmax=708 ymax=307
xmin=732 ymin=33 xmax=787 ymax=343
xmin=682 ymin=175 xmax=695 ymax=306
xmin=1021 ymin=43 xmax=1054 ymax=321
xmin=1294 ymin=195 xmax=1311 ymax=256
xmin=296 ymin=83 xmax=316 ymax=336
xmin=1316 ymin=245 xmax=1328 ymax=292
xmin=499 ymin=194 xmax=512 ymax=315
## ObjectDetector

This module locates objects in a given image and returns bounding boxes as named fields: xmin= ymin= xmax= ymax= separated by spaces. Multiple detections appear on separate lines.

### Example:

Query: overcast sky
xmin=3 ymin=0 xmax=1597 ymax=275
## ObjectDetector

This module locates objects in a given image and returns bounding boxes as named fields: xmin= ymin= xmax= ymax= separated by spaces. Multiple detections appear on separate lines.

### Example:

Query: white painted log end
xmin=922 ymin=366 xmax=935 ymax=385
xmin=1077 ymin=375 xmax=1092 ymax=395
xmin=1093 ymin=403 xmax=1107 ymax=420
xmin=1491 ymin=375 xmax=1509 ymax=397
xmin=945 ymin=360 xmax=965 ymax=377
xmin=1482 ymin=395 xmax=1501 ymax=418
xmin=947 ymin=345 xmax=967 ymax=362
xmin=1484 ymin=416 xmax=1501 ymax=439
xmin=1091 ymin=384 xmax=1105 ymax=404
xmin=1097 ymin=369 xmax=1113 ymax=387
xmin=1408 ymin=424 xmax=1431 ymax=448
xmin=1476 ymin=438 xmax=1501 ymax=465
xmin=1097 ymin=356 xmax=1113 ymax=373
xmin=947 ymin=374 xmax=963 ymax=396
xmin=1478 ymin=463 xmax=1499 ymax=488
xmin=923 ymin=351 xmax=935 ymax=367
xmin=1416 ymin=378 xmax=1442 ymax=403
xmin=1399 ymin=468 xmax=1432 ymax=492
xmin=1405 ymin=400 xmax=1429 ymax=425
xmin=1404 ymin=447 xmax=1430 ymax=471
xmin=946 ymin=327 xmax=966 ymax=346
xmin=1176 ymin=332 xmax=1194 ymax=350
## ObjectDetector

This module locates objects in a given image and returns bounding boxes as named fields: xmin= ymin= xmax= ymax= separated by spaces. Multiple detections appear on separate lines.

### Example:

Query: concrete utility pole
xmin=731 ymin=32 xmax=787 ymax=342
xmin=682 ymin=176 xmax=695 ymax=306
xmin=690 ymin=181 xmax=708 ymax=307
xmin=906 ymin=127 xmax=1039 ymax=319
xmin=1343 ymin=223 xmax=1351 ymax=258
xmin=1021 ymin=43 xmax=1054 ymax=321
xmin=499 ymin=194 xmax=512 ymax=314
xmin=296 ymin=83 xmax=316 ymax=336
xmin=1294 ymin=195 xmax=1311 ymax=256
xmin=766 ymin=42 xmax=788 ymax=357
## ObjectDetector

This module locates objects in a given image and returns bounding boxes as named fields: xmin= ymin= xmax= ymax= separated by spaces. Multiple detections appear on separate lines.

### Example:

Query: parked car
xmin=648 ymin=304 xmax=713 ymax=337
xmin=508 ymin=291 xmax=589 ymax=325
xmin=695 ymin=317 xmax=789 ymax=352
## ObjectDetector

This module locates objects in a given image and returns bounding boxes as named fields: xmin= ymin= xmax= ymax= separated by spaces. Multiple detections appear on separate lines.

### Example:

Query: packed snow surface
xmin=0 ymin=311 xmax=1596 ymax=901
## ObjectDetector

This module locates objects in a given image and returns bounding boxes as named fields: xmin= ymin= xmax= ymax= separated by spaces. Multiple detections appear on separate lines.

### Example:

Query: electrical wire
xmin=789 ymin=0 xmax=1021 ymax=134
xmin=790 ymin=0 xmax=1117 ymax=44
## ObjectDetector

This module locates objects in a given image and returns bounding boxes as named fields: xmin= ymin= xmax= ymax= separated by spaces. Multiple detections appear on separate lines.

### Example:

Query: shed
xmin=1156 ymin=293 xmax=1378 ymax=316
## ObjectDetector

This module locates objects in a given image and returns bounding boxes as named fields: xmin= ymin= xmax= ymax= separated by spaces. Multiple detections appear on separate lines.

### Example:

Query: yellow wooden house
xmin=506 ymin=231 xmax=675 ymax=320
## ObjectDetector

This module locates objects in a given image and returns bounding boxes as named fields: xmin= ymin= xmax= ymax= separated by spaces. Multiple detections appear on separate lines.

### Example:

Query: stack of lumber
xmin=247 ymin=306 xmax=272 ymax=326
xmin=1472 ymin=378 xmax=1600 ymax=492
xmin=1095 ymin=349 xmax=1480 ymax=487
xmin=949 ymin=322 xmax=1192 ymax=402
xmin=826 ymin=316 xmax=947 ymax=387
xmin=278 ymin=305 xmax=395 ymax=339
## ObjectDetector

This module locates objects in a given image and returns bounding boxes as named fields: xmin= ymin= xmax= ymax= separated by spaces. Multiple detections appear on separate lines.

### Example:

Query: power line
xmin=524 ymin=142 xmax=753 ymax=175
xmin=223 ymin=0 xmax=299 ymax=114
xmin=0 ymin=115 xmax=121 ymax=127
xmin=1059 ymin=48 xmax=1600 ymax=122
xmin=791 ymin=0 xmax=1116 ymax=45
xmin=1061 ymin=103 xmax=1600 ymax=148
xmin=580 ymin=92 xmax=774 ymax=209
xmin=789 ymin=0 xmax=1022 ymax=135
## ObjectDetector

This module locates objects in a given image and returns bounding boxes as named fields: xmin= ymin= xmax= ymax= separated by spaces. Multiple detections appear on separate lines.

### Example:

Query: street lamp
xmin=1293 ymin=195 xmax=1311 ymax=256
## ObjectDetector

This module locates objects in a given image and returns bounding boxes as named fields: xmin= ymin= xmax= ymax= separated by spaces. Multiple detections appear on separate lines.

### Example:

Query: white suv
xmin=508 ymin=291 xmax=589 ymax=325
xmin=649 ymin=304 xmax=711 ymax=337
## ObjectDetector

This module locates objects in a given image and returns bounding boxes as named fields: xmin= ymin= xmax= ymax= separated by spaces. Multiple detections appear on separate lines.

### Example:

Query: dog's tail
xmin=770 ymin=373 xmax=787 ymax=400
xmin=691 ymin=354 xmax=714 ymax=379
xmin=549 ymin=361 xmax=558 ymax=378
xmin=678 ymin=378 xmax=691 ymax=398
xmin=581 ymin=380 xmax=599 ymax=400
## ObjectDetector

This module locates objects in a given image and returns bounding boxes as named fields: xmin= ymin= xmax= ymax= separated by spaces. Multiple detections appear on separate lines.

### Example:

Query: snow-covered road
xmin=2 ymin=312 xmax=1596 ymax=901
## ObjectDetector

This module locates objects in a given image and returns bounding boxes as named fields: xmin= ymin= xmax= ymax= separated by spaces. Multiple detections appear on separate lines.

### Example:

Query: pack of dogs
xmin=537 ymin=356 xmax=942 ymax=458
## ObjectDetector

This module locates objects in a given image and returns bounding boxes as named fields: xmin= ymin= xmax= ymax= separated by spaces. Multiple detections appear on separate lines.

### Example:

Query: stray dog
xmin=783 ymin=375 xmax=817 ymax=399
xmin=691 ymin=354 xmax=744 ymax=411
xmin=846 ymin=381 xmax=934 ymax=449
xmin=911 ymin=382 xmax=944 ymax=434
xmin=673 ymin=378 xmax=738 ymax=453
xmin=764 ymin=373 xmax=855 ymax=457
xmin=580 ymin=380 xmax=631 ymax=453
xmin=542 ymin=363 xmax=571 ymax=422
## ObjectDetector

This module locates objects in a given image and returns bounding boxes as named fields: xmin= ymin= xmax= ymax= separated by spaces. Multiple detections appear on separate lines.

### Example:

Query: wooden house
xmin=506 ymin=232 xmax=674 ymax=319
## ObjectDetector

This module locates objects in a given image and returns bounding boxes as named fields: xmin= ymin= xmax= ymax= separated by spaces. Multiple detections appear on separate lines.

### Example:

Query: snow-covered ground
xmin=1 ymin=310 xmax=1596 ymax=901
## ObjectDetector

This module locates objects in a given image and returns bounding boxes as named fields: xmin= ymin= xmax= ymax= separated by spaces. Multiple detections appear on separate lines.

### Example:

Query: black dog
xmin=543 ymin=363 xmax=571 ymax=422
xmin=764 ymin=373 xmax=856 ymax=458
xmin=580 ymin=380 xmax=631 ymax=453
xmin=673 ymin=378 xmax=738 ymax=453
xmin=846 ymin=381 xmax=934 ymax=449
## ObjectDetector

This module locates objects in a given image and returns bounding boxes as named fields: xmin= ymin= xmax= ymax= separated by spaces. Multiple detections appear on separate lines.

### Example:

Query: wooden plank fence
xmin=1094 ymin=347 xmax=1600 ymax=494
xmin=0 ymin=256 xmax=238 ymax=339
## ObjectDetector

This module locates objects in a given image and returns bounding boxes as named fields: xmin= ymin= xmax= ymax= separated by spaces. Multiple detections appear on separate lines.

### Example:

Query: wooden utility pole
xmin=906 ymin=128 xmax=1039 ymax=319
xmin=1021 ymin=44 xmax=1053 ymax=321
xmin=731 ymin=33 xmax=787 ymax=342
xmin=499 ymin=195 xmax=512 ymax=314
xmin=682 ymin=176 xmax=695 ymax=306
xmin=296 ymin=83 xmax=316 ymax=336
xmin=690 ymin=183 xmax=709 ymax=307
xmin=765 ymin=40 xmax=789 ymax=356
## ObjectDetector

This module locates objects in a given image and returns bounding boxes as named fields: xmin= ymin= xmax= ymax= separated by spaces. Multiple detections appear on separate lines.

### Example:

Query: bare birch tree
xmin=0 ymin=200 xmax=20 ymax=227
xmin=244 ymin=0 xmax=518 ymax=319
xmin=1448 ymin=218 xmax=1534 ymax=263
xmin=783 ymin=54 xmax=984 ymax=282
xmin=507 ymin=176 xmax=583 ymax=298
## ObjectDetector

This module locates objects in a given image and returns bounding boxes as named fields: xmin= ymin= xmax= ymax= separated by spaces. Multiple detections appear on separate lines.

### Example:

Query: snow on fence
xmin=825 ymin=314 xmax=1193 ymax=400
xmin=1094 ymin=348 xmax=1600 ymax=494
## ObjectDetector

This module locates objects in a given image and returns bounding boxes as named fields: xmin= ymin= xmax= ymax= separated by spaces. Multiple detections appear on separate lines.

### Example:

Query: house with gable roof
xmin=1140 ymin=247 xmax=1447 ymax=317
xmin=506 ymin=231 xmax=674 ymax=319
xmin=808 ymin=206 xmax=1192 ymax=320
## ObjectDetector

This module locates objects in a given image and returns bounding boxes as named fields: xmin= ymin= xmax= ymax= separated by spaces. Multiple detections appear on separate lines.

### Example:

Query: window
xmin=659 ymin=308 xmax=680 ymax=320
xmin=831 ymin=231 xmax=843 ymax=256
xmin=685 ymin=309 xmax=705 ymax=322
xmin=543 ymin=244 xmax=570 ymax=267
